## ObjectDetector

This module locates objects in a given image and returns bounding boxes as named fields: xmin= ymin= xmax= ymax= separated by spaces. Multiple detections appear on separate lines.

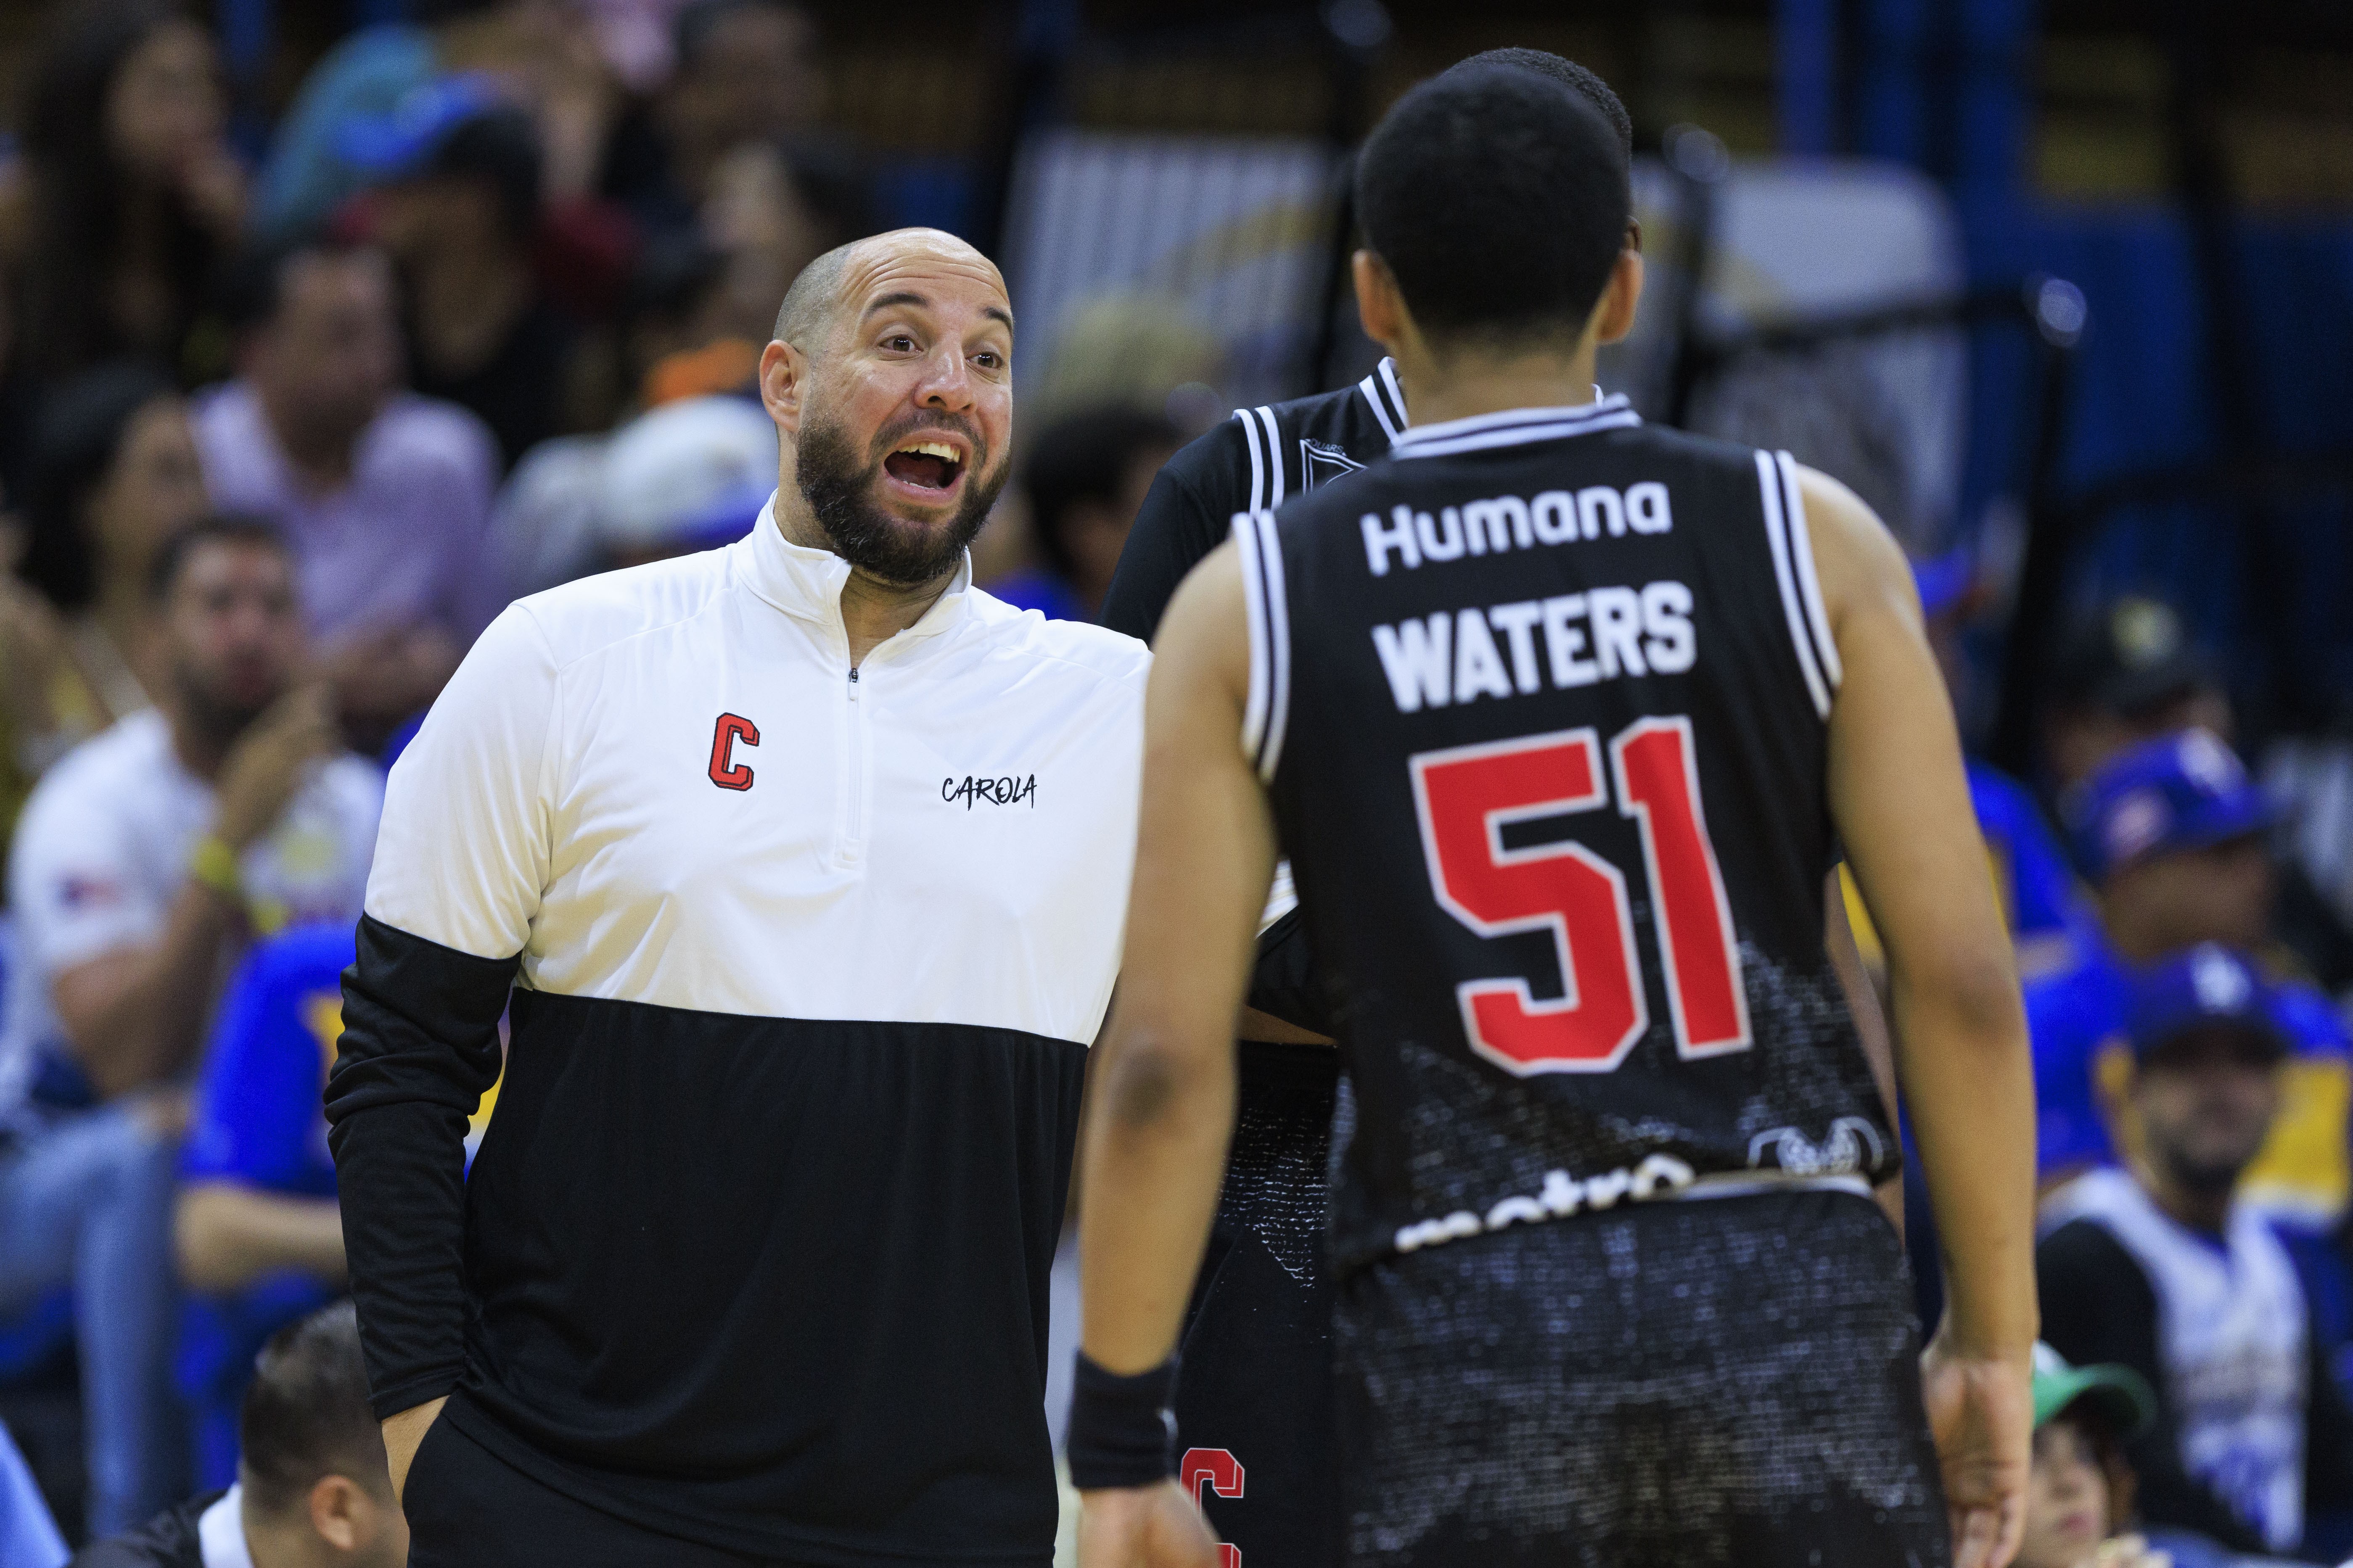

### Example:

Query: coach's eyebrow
xmin=860 ymin=291 xmax=930 ymax=319
xmin=981 ymin=305 xmax=1013 ymax=330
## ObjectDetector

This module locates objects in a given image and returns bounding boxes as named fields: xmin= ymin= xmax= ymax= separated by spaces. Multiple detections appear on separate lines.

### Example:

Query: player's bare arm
xmin=1074 ymin=543 xmax=1269 ymax=1568
xmin=1805 ymin=462 xmax=2038 ymax=1568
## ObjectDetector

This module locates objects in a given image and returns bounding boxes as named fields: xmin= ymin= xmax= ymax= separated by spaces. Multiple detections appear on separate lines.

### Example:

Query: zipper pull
xmin=849 ymin=667 xmax=860 ymax=684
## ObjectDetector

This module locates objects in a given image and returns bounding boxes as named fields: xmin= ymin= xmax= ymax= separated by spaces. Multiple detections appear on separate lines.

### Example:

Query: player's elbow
xmin=1895 ymin=941 xmax=2027 ymax=1056
xmin=1098 ymin=1028 xmax=1225 ymax=1134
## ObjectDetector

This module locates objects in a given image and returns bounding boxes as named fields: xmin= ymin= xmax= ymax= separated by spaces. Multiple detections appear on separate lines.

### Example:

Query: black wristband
xmin=1065 ymin=1351 xmax=1178 ymax=1489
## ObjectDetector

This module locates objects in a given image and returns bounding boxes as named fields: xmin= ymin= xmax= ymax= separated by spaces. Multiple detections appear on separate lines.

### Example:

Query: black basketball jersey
xmin=1238 ymin=396 xmax=1896 ymax=1278
xmin=1100 ymin=359 xmax=1407 ymax=643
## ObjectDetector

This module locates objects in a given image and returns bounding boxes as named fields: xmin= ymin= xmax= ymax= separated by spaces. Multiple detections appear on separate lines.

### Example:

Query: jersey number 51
xmin=1410 ymin=717 xmax=1752 ymax=1075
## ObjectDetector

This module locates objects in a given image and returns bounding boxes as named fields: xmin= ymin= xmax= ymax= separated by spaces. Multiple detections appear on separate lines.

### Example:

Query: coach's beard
xmin=796 ymin=412 xmax=1007 ymax=588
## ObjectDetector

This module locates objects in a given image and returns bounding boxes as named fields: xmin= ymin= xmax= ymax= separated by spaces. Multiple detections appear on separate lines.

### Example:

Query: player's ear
xmin=308 ymin=1473 xmax=364 ymax=1550
xmin=1591 ymin=249 xmax=1645 ymax=347
xmin=759 ymin=339 xmax=808 ymax=437
xmin=1352 ymin=250 xmax=1408 ymax=354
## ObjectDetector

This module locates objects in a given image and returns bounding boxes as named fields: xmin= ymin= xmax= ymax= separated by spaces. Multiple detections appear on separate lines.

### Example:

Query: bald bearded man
xmin=327 ymin=230 xmax=1151 ymax=1567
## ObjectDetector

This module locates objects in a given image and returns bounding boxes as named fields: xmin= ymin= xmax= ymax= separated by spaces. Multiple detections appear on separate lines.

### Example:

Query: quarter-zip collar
xmin=737 ymin=492 xmax=974 ymax=654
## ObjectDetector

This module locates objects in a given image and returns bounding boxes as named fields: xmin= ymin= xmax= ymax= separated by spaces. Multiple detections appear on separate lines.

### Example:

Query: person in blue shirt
xmin=174 ymin=925 xmax=356 ymax=1489
xmin=2028 ymin=729 xmax=2350 ymax=1227
xmin=177 ymin=926 xmax=503 ymax=1487
xmin=1843 ymin=548 xmax=2100 ymax=980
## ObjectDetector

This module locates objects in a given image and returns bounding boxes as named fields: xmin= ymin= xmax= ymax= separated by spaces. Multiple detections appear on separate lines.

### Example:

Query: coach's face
xmin=768 ymin=230 xmax=1014 ymax=586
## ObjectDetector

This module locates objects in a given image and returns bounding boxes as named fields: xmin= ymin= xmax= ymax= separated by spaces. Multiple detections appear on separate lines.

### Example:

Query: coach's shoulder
xmin=968 ymin=591 xmax=1150 ymax=689
xmin=507 ymin=548 xmax=735 ymax=669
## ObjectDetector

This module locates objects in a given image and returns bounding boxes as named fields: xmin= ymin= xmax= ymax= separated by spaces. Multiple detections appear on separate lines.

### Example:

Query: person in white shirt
xmin=332 ymin=227 xmax=1149 ymax=1566
xmin=0 ymin=515 xmax=382 ymax=1537
xmin=70 ymin=1302 xmax=410 ymax=1568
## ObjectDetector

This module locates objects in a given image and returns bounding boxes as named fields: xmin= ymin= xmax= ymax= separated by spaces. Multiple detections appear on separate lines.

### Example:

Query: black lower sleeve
xmin=325 ymin=914 xmax=517 ymax=1419
xmin=2037 ymin=1220 xmax=2272 ymax=1554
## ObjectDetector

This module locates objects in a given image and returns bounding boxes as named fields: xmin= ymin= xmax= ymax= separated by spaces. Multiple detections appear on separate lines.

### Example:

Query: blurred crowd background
xmin=0 ymin=0 xmax=2348 ymax=1563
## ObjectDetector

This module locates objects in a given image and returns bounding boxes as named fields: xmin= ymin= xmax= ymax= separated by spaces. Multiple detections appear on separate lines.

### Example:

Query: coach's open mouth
xmin=883 ymin=439 xmax=965 ymax=492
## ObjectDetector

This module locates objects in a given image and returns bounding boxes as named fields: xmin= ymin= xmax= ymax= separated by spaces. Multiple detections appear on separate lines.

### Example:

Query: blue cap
xmin=2065 ymin=727 xmax=2274 ymax=882
xmin=2121 ymin=944 xmax=2287 ymax=1062
xmin=333 ymin=73 xmax=505 ymax=178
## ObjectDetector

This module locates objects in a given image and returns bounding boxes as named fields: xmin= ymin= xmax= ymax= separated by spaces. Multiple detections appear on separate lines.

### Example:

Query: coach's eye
xmin=973 ymin=350 xmax=1002 ymax=370
xmin=883 ymin=333 xmax=916 ymax=352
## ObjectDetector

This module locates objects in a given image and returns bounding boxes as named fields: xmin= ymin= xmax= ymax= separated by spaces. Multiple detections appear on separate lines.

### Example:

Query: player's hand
xmin=1920 ymin=1328 xmax=2033 ymax=1568
xmin=1077 ymin=1478 xmax=1221 ymax=1568
xmin=211 ymin=684 xmax=341 ymax=850
xmin=382 ymin=1394 xmax=449 ymax=1507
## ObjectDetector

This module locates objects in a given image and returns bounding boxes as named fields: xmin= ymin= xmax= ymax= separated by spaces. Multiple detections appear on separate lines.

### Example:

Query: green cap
xmin=2032 ymin=1342 xmax=2156 ymax=1438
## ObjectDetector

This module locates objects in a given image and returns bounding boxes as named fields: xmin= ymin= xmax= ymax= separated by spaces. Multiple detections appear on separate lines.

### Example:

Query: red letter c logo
xmin=709 ymin=713 xmax=759 ymax=790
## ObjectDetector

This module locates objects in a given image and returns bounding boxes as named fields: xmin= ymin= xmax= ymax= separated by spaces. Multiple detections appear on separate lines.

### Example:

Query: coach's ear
xmin=1591 ymin=248 xmax=1645 ymax=347
xmin=759 ymin=338 xmax=808 ymax=438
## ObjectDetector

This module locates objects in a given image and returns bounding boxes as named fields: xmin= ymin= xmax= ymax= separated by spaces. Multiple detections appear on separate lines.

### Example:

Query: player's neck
xmin=1392 ymin=343 xmax=1602 ymax=428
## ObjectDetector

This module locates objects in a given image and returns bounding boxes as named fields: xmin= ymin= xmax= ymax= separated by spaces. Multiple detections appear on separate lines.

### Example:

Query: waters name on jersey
xmin=1357 ymin=481 xmax=1694 ymax=713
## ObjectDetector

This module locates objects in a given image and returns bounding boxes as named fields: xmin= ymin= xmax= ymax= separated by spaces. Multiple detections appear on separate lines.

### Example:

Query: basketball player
xmin=1070 ymin=66 xmax=2036 ymax=1568
xmin=1098 ymin=46 xmax=1905 ymax=1568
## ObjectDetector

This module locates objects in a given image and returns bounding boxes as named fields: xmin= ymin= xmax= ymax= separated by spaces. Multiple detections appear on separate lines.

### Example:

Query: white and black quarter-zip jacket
xmin=326 ymin=499 xmax=1148 ymax=1566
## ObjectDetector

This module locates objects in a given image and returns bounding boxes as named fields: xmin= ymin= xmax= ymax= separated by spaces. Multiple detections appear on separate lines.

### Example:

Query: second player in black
xmin=1095 ymin=50 xmax=1637 ymax=1568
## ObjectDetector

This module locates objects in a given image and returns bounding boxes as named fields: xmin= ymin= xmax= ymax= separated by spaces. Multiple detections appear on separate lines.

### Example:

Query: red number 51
xmin=1409 ymin=717 xmax=1751 ymax=1076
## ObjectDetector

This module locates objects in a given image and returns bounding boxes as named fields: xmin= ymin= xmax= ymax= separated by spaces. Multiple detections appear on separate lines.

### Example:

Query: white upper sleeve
xmin=364 ymin=602 xmax=560 ymax=961
xmin=8 ymin=771 xmax=161 ymax=980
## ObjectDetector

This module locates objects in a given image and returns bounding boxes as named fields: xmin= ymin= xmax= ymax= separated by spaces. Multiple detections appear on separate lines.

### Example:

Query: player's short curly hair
xmin=1355 ymin=64 xmax=1631 ymax=352
xmin=1444 ymin=48 xmax=1632 ymax=171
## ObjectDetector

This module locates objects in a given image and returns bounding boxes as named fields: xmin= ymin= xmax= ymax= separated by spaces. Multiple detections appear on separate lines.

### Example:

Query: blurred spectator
xmin=0 ymin=1419 xmax=69 ymax=1567
xmin=71 ymin=1301 xmax=409 ymax=1568
xmin=173 ymin=927 xmax=353 ymax=1490
xmin=698 ymin=136 xmax=871 ymax=348
xmin=1843 ymin=552 xmax=2103 ymax=990
xmin=992 ymin=409 xmax=1179 ymax=623
xmin=0 ymin=364 xmax=209 ymax=860
xmin=486 ymin=391 xmax=771 ymax=601
xmin=256 ymin=0 xmax=627 ymax=242
xmin=2046 ymin=597 xmax=2234 ymax=792
xmin=339 ymin=87 xmax=578 ymax=470
xmin=2030 ymin=731 xmax=2350 ymax=1224
xmin=2040 ymin=945 xmax=2353 ymax=1558
xmin=596 ymin=393 xmax=773 ymax=566
xmin=2 ymin=0 xmax=245 ymax=387
xmin=9 ymin=517 xmax=379 ymax=1102
xmin=2019 ymin=1345 xmax=2167 ymax=1568
xmin=1026 ymin=294 xmax=1226 ymax=433
xmin=194 ymin=239 xmax=498 ymax=749
xmin=649 ymin=1 xmax=823 ymax=215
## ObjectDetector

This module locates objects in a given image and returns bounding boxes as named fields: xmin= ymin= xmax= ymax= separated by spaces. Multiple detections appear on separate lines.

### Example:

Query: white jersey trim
xmin=1357 ymin=364 xmax=1404 ymax=444
xmin=1231 ymin=510 xmax=1290 ymax=782
xmin=1775 ymin=451 xmax=1843 ymax=691
xmin=1235 ymin=407 xmax=1267 ymax=512
xmin=1755 ymin=450 xmax=1833 ymax=720
xmin=1391 ymin=394 xmax=1641 ymax=459
xmin=1253 ymin=406 xmax=1285 ymax=507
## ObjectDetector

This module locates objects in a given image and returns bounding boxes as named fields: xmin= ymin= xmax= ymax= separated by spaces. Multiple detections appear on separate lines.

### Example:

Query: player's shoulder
xmin=964 ymin=591 xmax=1151 ymax=692
xmin=1163 ymin=363 xmax=1402 ymax=511
xmin=504 ymin=544 xmax=736 ymax=670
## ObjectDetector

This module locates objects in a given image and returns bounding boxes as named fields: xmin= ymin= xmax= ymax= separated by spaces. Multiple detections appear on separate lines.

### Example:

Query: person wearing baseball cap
xmin=2018 ymin=1343 xmax=2165 ymax=1568
xmin=2038 ymin=945 xmax=2353 ymax=1558
xmin=337 ymin=76 xmax=578 ymax=471
xmin=2044 ymin=596 xmax=2234 ymax=792
xmin=2025 ymin=729 xmax=2350 ymax=1216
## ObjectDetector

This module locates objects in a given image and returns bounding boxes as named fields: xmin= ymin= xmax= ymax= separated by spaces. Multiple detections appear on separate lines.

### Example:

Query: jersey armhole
xmin=1231 ymin=510 xmax=1291 ymax=782
xmin=1754 ymin=449 xmax=1840 ymax=721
